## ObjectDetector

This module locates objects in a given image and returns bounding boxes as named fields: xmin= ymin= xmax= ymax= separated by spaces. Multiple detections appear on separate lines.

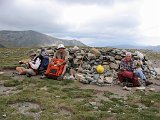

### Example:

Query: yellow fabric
xmin=96 ymin=65 xmax=104 ymax=74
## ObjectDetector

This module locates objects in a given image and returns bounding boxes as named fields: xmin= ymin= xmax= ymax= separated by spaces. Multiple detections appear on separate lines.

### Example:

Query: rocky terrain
xmin=0 ymin=47 xmax=160 ymax=120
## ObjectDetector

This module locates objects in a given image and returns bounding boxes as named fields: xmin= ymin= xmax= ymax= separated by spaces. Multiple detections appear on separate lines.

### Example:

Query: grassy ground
xmin=0 ymin=48 xmax=36 ymax=69
xmin=0 ymin=48 xmax=160 ymax=120
xmin=0 ymin=73 xmax=160 ymax=120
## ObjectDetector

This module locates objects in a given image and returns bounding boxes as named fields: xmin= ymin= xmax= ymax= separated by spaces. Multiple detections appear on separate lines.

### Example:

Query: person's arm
xmin=120 ymin=60 xmax=126 ymax=71
xmin=50 ymin=52 xmax=57 ymax=65
xmin=29 ymin=58 xmax=41 ymax=70
xmin=131 ymin=61 xmax=136 ymax=72
xmin=60 ymin=51 xmax=69 ymax=65
xmin=57 ymin=51 xmax=69 ymax=66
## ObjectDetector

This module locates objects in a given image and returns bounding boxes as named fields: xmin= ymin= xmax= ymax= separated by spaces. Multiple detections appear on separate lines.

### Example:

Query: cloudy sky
xmin=0 ymin=0 xmax=160 ymax=46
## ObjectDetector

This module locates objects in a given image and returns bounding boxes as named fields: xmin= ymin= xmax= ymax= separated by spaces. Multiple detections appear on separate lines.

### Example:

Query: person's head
xmin=28 ymin=50 xmax=36 ymax=59
xmin=57 ymin=44 xmax=65 ymax=53
xmin=41 ymin=48 xmax=47 ymax=56
xmin=125 ymin=52 xmax=132 ymax=61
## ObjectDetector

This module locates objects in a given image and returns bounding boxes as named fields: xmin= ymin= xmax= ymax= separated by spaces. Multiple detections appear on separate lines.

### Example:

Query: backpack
xmin=118 ymin=71 xmax=140 ymax=87
xmin=34 ymin=54 xmax=49 ymax=74
xmin=45 ymin=59 xmax=65 ymax=79
xmin=38 ymin=54 xmax=49 ymax=71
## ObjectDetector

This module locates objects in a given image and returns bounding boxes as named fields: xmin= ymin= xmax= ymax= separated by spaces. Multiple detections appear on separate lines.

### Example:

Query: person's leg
xmin=134 ymin=69 xmax=146 ymax=80
xmin=25 ymin=69 xmax=36 ymax=76
xmin=62 ymin=64 xmax=67 ymax=75
xmin=57 ymin=64 xmax=68 ymax=80
xmin=118 ymin=72 xmax=124 ymax=83
xmin=16 ymin=67 xmax=26 ymax=75
xmin=134 ymin=68 xmax=153 ymax=86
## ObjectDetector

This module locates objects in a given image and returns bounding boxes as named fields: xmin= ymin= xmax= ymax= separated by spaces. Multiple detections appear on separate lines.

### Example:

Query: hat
xmin=28 ymin=50 xmax=36 ymax=56
xmin=57 ymin=44 xmax=65 ymax=49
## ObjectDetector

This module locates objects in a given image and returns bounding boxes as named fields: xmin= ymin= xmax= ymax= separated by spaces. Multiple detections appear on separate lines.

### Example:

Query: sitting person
xmin=42 ymin=44 xmax=69 ymax=80
xmin=15 ymin=50 xmax=41 ymax=77
xmin=52 ymin=44 xmax=69 ymax=80
xmin=118 ymin=52 xmax=152 ymax=86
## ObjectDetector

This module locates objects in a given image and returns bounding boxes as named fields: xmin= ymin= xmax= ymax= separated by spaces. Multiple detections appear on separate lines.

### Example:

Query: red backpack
xmin=118 ymin=71 xmax=140 ymax=87
xmin=45 ymin=59 xmax=65 ymax=79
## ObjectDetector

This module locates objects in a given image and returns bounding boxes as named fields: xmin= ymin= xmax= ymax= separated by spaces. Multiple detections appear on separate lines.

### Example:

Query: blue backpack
xmin=35 ymin=50 xmax=49 ymax=74
xmin=38 ymin=54 xmax=49 ymax=71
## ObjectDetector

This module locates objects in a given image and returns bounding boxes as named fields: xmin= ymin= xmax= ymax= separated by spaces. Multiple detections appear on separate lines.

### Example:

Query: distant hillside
xmin=0 ymin=30 xmax=86 ymax=48
xmin=145 ymin=45 xmax=160 ymax=51
xmin=0 ymin=44 xmax=5 ymax=48
xmin=110 ymin=44 xmax=160 ymax=51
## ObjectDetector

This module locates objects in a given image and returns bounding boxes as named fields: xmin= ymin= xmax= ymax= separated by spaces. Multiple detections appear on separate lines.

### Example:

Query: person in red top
xmin=118 ymin=52 xmax=152 ymax=86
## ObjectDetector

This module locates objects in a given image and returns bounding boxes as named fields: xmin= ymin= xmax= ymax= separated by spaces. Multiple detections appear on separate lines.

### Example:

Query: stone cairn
xmin=38 ymin=46 xmax=158 ymax=86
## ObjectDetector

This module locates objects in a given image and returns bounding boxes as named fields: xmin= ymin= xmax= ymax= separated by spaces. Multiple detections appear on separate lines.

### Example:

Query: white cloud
xmin=0 ymin=0 xmax=160 ymax=46
xmin=136 ymin=0 xmax=160 ymax=46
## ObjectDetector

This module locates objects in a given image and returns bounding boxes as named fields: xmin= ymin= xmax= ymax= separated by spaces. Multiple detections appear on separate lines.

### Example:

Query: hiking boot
xmin=26 ymin=73 xmax=31 ymax=77
xmin=40 ymin=75 xmax=46 ymax=79
xmin=122 ymin=86 xmax=132 ymax=91
xmin=12 ymin=72 xmax=19 ymax=77
xmin=57 ymin=75 xmax=64 ymax=81
xmin=145 ymin=81 xmax=153 ymax=86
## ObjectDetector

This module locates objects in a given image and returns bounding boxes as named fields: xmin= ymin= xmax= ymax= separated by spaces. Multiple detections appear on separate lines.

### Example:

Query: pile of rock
xmin=38 ymin=46 xmax=158 ymax=86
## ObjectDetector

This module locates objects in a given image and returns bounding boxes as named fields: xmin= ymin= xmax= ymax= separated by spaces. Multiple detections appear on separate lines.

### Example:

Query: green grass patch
xmin=103 ymin=91 xmax=114 ymax=97
xmin=62 ymin=87 xmax=94 ymax=98
xmin=4 ymin=80 xmax=21 ymax=87
xmin=0 ymin=74 xmax=11 ymax=81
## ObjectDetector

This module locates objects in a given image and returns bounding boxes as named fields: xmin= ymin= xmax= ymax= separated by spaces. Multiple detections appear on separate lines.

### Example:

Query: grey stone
xmin=89 ymin=102 xmax=97 ymax=106
xmin=99 ymin=55 xmax=104 ymax=60
xmin=70 ymin=68 xmax=77 ymax=76
xmin=109 ymin=63 xmax=119 ymax=70
xmin=79 ymin=79 xmax=90 ymax=84
xmin=86 ymin=76 xmax=94 ymax=82
xmin=116 ymin=51 xmax=123 ymax=55
xmin=103 ymin=65 xmax=110 ymax=71
xmin=80 ymin=50 xmax=85 ymax=55
xmin=149 ymin=88 xmax=155 ymax=91
xmin=75 ymin=74 xmax=85 ymax=80
xmin=76 ymin=59 xmax=83 ymax=65
xmin=90 ymin=48 xmax=101 ymax=57
xmin=133 ymin=56 xmax=139 ymax=60
xmin=76 ymin=55 xmax=83 ymax=59
xmin=103 ymin=62 xmax=109 ymax=65
xmin=115 ymin=60 xmax=121 ymax=64
xmin=109 ymin=57 xmax=115 ymax=62
xmin=77 ymin=66 xmax=83 ymax=72
xmin=115 ymin=55 xmax=122 ymax=60
xmin=0 ymin=72 xmax=5 ymax=75
xmin=93 ymin=74 xmax=100 ymax=80
xmin=154 ymin=68 xmax=160 ymax=75
xmin=72 ymin=46 xmax=79 ymax=51
xmin=104 ymin=71 xmax=113 ymax=77
xmin=87 ymin=53 xmax=96 ymax=60
xmin=82 ymin=70 xmax=90 ymax=74
xmin=97 ymin=78 xmax=104 ymax=84
xmin=104 ymin=77 xmax=114 ymax=84
xmin=90 ymin=60 xmax=96 ymax=64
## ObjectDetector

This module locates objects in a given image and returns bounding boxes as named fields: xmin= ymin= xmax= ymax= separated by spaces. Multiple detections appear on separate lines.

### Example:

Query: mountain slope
xmin=110 ymin=44 xmax=160 ymax=51
xmin=0 ymin=30 xmax=86 ymax=47
xmin=0 ymin=44 xmax=5 ymax=48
